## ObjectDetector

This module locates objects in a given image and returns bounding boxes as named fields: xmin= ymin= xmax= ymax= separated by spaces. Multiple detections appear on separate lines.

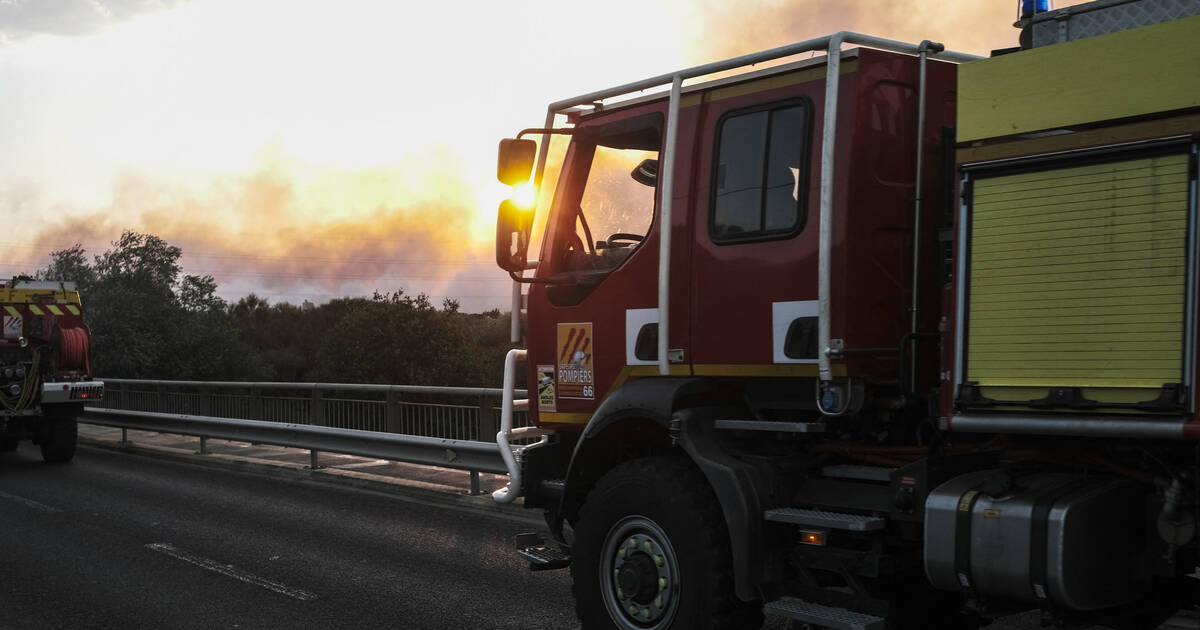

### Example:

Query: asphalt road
xmin=0 ymin=443 xmax=577 ymax=630
xmin=1 ymin=443 xmax=1190 ymax=630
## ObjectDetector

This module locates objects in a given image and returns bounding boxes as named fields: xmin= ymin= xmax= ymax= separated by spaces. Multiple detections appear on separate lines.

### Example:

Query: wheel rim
xmin=599 ymin=515 xmax=680 ymax=629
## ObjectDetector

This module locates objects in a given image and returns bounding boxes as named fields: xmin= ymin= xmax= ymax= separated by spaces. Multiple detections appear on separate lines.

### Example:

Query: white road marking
xmin=145 ymin=542 xmax=318 ymax=601
xmin=0 ymin=490 xmax=63 ymax=513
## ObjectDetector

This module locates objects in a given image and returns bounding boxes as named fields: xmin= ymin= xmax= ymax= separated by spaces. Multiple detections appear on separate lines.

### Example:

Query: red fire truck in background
xmin=491 ymin=1 xmax=1200 ymax=628
xmin=0 ymin=279 xmax=102 ymax=463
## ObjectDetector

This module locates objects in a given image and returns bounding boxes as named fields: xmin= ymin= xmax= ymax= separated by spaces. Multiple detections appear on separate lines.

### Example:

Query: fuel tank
xmin=924 ymin=470 xmax=1147 ymax=611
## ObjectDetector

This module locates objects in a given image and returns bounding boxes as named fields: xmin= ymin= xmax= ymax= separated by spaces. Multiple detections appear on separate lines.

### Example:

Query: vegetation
xmin=32 ymin=231 xmax=515 ymax=386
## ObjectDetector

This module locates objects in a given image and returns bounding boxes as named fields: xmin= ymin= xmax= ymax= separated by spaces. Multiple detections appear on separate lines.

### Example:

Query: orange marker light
xmin=799 ymin=529 xmax=827 ymax=546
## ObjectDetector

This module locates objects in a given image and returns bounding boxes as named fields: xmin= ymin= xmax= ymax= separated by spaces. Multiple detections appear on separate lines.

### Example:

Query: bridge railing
xmin=96 ymin=379 xmax=530 ymax=443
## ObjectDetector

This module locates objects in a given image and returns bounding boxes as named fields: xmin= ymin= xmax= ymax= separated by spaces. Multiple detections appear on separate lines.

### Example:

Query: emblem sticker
xmin=536 ymin=365 xmax=556 ymax=412
xmin=557 ymin=323 xmax=594 ymax=400
xmin=3 ymin=315 xmax=21 ymax=339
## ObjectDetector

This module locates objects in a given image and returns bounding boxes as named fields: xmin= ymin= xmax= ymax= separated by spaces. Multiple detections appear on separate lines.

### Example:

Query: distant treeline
xmin=31 ymin=231 xmax=516 ymax=386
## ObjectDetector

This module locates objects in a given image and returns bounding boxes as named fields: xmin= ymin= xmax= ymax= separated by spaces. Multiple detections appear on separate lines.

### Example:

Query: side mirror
xmin=497 ymin=138 xmax=536 ymax=185
xmin=496 ymin=200 xmax=531 ymax=273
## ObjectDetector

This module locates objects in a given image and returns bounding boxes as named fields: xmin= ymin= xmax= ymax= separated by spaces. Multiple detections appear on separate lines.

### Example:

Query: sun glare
xmin=511 ymin=182 xmax=537 ymax=210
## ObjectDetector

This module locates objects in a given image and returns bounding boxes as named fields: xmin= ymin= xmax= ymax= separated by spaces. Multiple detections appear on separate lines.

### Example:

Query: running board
xmin=714 ymin=420 xmax=825 ymax=433
xmin=514 ymin=533 xmax=571 ymax=572
xmin=821 ymin=464 xmax=895 ymax=482
xmin=764 ymin=507 xmax=887 ymax=531
xmin=764 ymin=598 xmax=886 ymax=630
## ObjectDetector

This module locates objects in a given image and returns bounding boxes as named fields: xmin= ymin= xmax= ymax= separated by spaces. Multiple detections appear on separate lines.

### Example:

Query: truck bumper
xmin=41 ymin=381 xmax=104 ymax=405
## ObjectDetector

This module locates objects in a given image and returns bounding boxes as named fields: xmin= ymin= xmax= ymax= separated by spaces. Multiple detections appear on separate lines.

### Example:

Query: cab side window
xmin=711 ymin=101 xmax=810 ymax=243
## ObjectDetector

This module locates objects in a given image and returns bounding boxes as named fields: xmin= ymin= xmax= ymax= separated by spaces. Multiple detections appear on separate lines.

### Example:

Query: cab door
xmin=690 ymin=81 xmax=822 ymax=383
xmin=526 ymin=107 xmax=686 ymax=426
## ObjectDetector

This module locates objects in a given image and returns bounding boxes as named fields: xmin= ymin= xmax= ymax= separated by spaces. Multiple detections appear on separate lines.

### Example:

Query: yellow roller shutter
xmin=967 ymin=152 xmax=1191 ymax=405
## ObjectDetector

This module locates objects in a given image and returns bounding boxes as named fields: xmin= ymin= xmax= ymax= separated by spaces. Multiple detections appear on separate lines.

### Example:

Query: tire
xmin=0 ymin=436 xmax=17 ymax=452
xmin=39 ymin=416 xmax=77 ymax=463
xmin=571 ymin=456 xmax=762 ymax=630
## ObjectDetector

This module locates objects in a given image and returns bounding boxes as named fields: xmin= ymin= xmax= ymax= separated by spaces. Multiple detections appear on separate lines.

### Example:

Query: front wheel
xmin=571 ymin=456 xmax=761 ymax=630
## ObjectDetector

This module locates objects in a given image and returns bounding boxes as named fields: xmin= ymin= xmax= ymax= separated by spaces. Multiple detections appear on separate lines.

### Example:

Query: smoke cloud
xmin=0 ymin=0 xmax=189 ymax=45
xmin=676 ymin=0 xmax=1095 ymax=61
xmin=12 ymin=147 xmax=511 ymax=312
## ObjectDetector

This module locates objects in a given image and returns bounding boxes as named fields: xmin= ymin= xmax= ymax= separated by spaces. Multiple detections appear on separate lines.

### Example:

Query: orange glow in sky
xmin=0 ymin=0 xmax=1093 ymax=310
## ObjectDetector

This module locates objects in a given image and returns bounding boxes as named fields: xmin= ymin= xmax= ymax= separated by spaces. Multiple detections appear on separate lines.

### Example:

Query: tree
xmin=179 ymin=274 xmax=226 ymax=313
xmin=36 ymin=244 xmax=96 ymax=289
xmin=93 ymin=232 xmax=181 ymax=287
xmin=36 ymin=231 xmax=269 ymax=380
xmin=32 ymin=231 xmax=516 ymax=386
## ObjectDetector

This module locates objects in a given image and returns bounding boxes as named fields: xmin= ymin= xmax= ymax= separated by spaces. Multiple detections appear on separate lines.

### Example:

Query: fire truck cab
xmin=492 ymin=4 xmax=1200 ymax=629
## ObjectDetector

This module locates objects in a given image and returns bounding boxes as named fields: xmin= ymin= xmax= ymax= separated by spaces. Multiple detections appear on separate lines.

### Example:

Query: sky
xmin=0 ymin=0 xmax=1090 ymax=311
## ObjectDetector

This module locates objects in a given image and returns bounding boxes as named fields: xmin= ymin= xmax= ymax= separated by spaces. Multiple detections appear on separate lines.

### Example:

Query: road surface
xmin=1 ymin=443 xmax=1190 ymax=629
xmin=0 ymin=444 xmax=576 ymax=629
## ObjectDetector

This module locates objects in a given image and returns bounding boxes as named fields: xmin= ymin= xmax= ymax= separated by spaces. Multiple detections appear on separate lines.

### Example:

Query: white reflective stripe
xmin=626 ymin=308 xmax=659 ymax=366
xmin=773 ymin=301 xmax=820 ymax=364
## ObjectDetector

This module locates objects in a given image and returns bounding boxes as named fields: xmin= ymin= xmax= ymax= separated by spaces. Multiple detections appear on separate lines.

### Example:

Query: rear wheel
xmin=571 ymin=456 xmax=761 ymax=630
xmin=39 ymin=415 xmax=77 ymax=463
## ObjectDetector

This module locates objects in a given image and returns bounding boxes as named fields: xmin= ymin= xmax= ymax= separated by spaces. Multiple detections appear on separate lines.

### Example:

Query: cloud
xmin=0 ymin=0 xmax=188 ymax=45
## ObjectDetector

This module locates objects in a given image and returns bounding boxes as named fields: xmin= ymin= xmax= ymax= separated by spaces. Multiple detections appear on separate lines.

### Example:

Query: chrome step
xmin=764 ymin=598 xmax=886 ymax=630
xmin=514 ymin=533 xmax=570 ymax=571
xmin=820 ymin=465 xmax=895 ymax=482
xmin=764 ymin=507 xmax=886 ymax=531
xmin=715 ymin=419 xmax=825 ymax=433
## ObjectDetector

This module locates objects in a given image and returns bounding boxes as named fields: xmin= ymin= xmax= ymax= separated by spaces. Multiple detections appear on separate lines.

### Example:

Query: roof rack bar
xmin=545 ymin=32 xmax=978 ymax=115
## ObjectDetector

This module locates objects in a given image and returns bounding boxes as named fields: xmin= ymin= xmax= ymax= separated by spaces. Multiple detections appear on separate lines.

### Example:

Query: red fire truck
xmin=0 ymin=279 xmax=102 ymax=462
xmin=492 ymin=1 xmax=1200 ymax=628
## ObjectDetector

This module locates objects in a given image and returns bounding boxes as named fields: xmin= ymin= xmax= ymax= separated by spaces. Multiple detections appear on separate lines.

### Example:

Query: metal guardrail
xmin=84 ymin=379 xmax=532 ymax=494
xmin=97 ymin=379 xmax=529 ymax=441
xmin=81 ymin=408 xmax=507 ymax=474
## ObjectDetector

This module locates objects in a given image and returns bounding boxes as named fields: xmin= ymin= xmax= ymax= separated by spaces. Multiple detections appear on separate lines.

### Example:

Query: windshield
xmin=546 ymin=115 xmax=661 ymax=282
xmin=572 ymin=144 xmax=657 ymax=270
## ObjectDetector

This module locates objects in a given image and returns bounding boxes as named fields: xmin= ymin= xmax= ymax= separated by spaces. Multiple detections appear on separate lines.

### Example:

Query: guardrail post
xmin=309 ymin=449 xmax=321 ymax=469
xmin=478 ymin=395 xmax=497 ymax=443
xmin=469 ymin=470 xmax=482 ymax=495
xmin=250 ymin=386 xmax=263 ymax=421
xmin=386 ymin=389 xmax=402 ymax=434
xmin=311 ymin=389 xmax=325 ymax=427
xmin=198 ymin=436 xmax=208 ymax=455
